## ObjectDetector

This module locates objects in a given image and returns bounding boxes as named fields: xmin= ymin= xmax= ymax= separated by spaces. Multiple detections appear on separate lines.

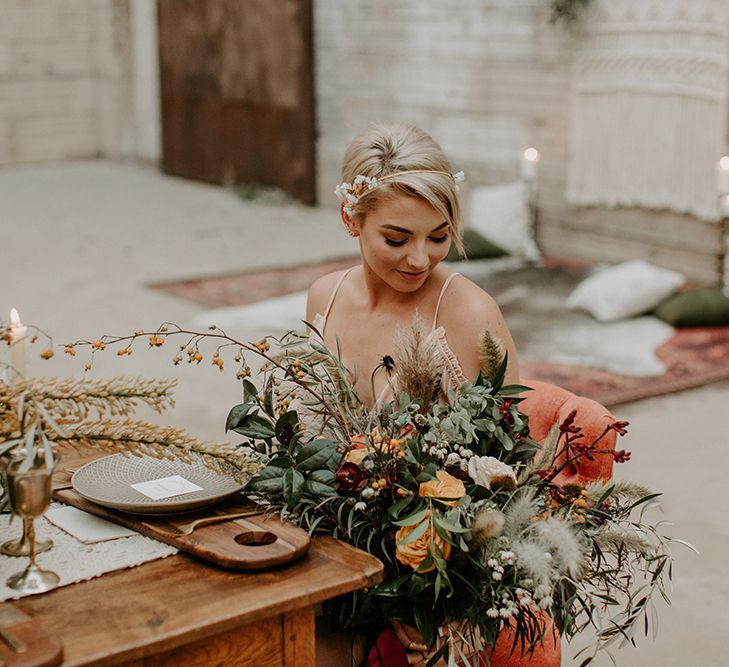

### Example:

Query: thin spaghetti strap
xmin=431 ymin=272 xmax=460 ymax=330
xmin=322 ymin=267 xmax=356 ymax=320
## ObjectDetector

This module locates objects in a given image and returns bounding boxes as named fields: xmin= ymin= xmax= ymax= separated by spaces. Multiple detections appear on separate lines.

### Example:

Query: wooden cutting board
xmin=51 ymin=486 xmax=310 ymax=571
xmin=0 ymin=603 xmax=63 ymax=667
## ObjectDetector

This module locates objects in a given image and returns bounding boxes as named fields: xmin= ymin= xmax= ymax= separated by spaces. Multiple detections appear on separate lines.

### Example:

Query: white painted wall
xmin=129 ymin=0 xmax=160 ymax=163
xmin=0 ymin=0 xmax=159 ymax=165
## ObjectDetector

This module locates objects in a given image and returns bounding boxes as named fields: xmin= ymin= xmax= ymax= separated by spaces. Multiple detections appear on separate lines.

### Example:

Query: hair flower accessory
xmin=335 ymin=169 xmax=465 ymax=217
xmin=334 ymin=175 xmax=379 ymax=218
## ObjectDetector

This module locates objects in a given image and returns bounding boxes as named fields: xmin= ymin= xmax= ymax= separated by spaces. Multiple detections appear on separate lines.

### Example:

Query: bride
xmin=307 ymin=123 xmax=521 ymax=666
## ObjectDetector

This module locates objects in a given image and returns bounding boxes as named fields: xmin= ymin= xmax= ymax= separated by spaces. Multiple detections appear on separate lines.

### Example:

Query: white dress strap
xmin=431 ymin=272 xmax=460 ymax=330
xmin=322 ymin=267 xmax=356 ymax=322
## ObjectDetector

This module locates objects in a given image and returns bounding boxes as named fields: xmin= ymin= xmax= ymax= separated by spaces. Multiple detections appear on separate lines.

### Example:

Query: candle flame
xmin=9 ymin=308 xmax=21 ymax=326
xmin=720 ymin=156 xmax=729 ymax=171
xmin=523 ymin=147 xmax=540 ymax=163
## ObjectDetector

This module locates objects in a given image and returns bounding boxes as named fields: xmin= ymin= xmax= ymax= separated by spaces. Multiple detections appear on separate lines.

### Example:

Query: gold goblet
xmin=2 ymin=455 xmax=59 ymax=594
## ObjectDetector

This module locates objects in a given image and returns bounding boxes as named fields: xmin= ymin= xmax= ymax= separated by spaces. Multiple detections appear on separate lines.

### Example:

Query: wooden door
xmin=158 ymin=0 xmax=316 ymax=204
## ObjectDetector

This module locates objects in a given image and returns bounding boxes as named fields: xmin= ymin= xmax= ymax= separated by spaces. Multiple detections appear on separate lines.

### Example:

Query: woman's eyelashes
xmin=384 ymin=235 xmax=449 ymax=247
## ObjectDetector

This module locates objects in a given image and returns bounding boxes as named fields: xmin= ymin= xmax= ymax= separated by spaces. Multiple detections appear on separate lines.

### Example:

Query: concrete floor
xmin=1 ymin=160 xmax=727 ymax=666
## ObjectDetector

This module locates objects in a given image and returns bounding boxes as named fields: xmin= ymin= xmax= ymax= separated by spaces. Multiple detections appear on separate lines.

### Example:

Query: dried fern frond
xmin=477 ymin=329 xmax=505 ymax=382
xmin=592 ymin=523 xmax=653 ymax=554
xmin=585 ymin=479 xmax=655 ymax=504
xmin=47 ymin=418 xmax=260 ymax=483
xmin=1 ymin=376 xmax=176 ymax=423
xmin=392 ymin=314 xmax=443 ymax=407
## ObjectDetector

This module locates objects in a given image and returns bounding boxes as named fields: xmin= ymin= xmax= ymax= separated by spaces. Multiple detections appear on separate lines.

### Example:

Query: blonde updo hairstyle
xmin=340 ymin=123 xmax=464 ymax=254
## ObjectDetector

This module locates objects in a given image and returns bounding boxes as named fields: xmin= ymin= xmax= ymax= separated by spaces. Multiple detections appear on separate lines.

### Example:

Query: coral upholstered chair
xmin=519 ymin=379 xmax=617 ymax=486
xmin=486 ymin=379 xmax=617 ymax=667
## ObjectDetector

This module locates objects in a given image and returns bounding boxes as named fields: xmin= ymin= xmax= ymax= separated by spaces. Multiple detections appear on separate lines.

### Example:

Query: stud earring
xmin=344 ymin=223 xmax=359 ymax=238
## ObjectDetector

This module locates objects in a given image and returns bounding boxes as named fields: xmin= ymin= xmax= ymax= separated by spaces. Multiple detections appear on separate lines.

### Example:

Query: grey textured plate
xmin=71 ymin=453 xmax=246 ymax=515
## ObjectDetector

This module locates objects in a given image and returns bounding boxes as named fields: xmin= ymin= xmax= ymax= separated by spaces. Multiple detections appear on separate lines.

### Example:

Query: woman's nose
xmin=406 ymin=245 xmax=429 ymax=269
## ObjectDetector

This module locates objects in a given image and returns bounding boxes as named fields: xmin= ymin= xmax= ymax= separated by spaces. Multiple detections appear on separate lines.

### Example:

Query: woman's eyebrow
xmin=380 ymin=221 xmax=449 ymax=235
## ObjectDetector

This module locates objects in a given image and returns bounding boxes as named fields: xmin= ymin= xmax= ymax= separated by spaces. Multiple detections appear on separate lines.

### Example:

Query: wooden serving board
xmin=51 ymin=487 xmax=310 ymax=571
xmin=0 ymin=603 xmax=63 ymax=667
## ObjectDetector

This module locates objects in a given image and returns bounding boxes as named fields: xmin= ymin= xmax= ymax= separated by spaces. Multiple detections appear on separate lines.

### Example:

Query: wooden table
xmin=14 ymin=536 xmax=383 ymax=666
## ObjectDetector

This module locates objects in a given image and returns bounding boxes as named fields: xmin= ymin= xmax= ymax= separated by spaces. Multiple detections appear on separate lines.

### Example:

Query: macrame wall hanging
xmin=566 ymin=0 xmax=729 ymax=221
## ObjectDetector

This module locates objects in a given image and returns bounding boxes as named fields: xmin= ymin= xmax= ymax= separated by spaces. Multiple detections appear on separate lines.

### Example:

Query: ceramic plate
xmin=72 ymin=453 xmax=247 ymax=515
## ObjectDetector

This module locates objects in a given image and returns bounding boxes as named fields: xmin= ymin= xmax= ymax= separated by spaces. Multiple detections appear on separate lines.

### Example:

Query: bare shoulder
xmin=437 ymin=273 xmax=520 ymax=383
xmin=436 ymin=274 xmax=502 ymax=327
xmin=306 ymin=269 xmax=351 ymax=322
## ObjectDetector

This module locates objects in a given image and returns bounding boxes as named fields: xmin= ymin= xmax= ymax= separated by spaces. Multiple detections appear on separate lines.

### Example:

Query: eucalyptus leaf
xmin=392 ymin=507 xmax=429 ymax=527
xmin=225 ymin=403 xmax=252 ymax=433
xmin=283 ymin=468 xmax=305 ymax=506
xmin=241 ymin=379 xmax=258 ymax=403
xmin=295 ymin=440 xmax=337 ymax=471
xmin=397 ymin=517 xmax=429 ymax=545
xmin=231 ymin=414 xmax=275 ymax=440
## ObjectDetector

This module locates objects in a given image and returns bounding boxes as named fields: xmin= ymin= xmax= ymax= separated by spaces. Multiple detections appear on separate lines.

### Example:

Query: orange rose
xmin=344 ymin=434 xmax=373 ymax=465
xmin=344 ymin=447 xmax=371 ymax=465
xmin=419 ymin=470 xmax=466 ymax=507
xmin=395 ymin=516 xmax=451 ymax=573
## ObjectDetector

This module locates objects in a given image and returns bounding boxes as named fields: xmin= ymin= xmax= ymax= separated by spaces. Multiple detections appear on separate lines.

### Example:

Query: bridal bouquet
xmin=64 ymin=321 xmax=682 ymax=665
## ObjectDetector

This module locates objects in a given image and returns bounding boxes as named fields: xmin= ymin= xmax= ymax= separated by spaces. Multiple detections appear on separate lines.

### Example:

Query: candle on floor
xmin=717 ymin=156 xmax=729 ymax=195
xmin=520 ymin=147 xmax=540 ymax=182
xmin=720 ymin=194 xmax=729 ymax=218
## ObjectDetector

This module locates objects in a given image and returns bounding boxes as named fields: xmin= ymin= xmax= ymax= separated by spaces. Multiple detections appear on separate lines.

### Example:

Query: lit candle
xmin=8 ymin=308 xmax=27 ymax=380
xmin=520 ymin=147 xmax=540 ymax=181
xmin=720 ymin=194 xmax=729 ymax=218
xmin=716 ymin=156 xmax=729 ymax=194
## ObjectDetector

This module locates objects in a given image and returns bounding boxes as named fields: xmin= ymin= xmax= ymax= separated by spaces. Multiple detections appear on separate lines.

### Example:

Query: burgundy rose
xmin=335 ymin=462 xmax=368 ymax=493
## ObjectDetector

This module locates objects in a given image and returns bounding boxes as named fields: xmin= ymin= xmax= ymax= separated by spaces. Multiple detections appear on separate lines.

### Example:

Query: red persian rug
xmin=521 ymin=326 xmax=729 ymax=407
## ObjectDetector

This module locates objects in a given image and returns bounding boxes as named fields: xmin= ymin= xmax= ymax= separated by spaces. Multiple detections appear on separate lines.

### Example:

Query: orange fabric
xmin=519 ymin=379 xmax=616 ymax=486
xmin=487 ymin=617 xmax=561 ymax=667
xmin=477 ymin=380 xmax=617 ymax=667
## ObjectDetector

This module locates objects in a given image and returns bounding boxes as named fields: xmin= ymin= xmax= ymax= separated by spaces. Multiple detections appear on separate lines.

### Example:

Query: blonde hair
xmin=340 ymin=123 xmax=464 ymax=253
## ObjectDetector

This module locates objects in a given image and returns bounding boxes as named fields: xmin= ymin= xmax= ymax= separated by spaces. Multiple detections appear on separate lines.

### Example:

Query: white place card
xmin=131 ymin=475 xmax=203 ymax=500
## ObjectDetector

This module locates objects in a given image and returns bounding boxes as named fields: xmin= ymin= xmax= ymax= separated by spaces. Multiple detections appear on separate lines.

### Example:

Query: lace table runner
xmin=0 ymin=503 xmax=178 ymax=602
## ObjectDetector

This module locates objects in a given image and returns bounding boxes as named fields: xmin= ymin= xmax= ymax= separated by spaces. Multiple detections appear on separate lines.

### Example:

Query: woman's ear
xmin=340 ymin=201 xmax=360 ymax=237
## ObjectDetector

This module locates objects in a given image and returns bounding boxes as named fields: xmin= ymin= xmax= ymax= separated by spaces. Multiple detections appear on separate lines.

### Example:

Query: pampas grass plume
xmin=477 ymin=329 xmax=505 ymax=381
xmin=392 ymin=314 xmax=443 ymax=406
xmin=502 ymin=489 xmax=538 ymax=539
xmin=511 ymin=538 xmax=555 ymax=584
xmin=534 ymin=517 xmax=588 ymax=580
xmin=470 ymin=509 xmax=505 ymax=548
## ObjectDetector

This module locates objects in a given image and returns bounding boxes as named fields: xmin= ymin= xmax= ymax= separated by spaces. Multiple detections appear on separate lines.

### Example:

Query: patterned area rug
xmin=521 ymin=327 xmax=729 ymax=407
xmin=153 ymin=259 xmax=729 ymax=407
xmin=152 ymin=257 xmax=360 ymax=308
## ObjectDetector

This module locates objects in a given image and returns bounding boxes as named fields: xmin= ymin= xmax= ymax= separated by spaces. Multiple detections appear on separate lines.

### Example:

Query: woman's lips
xmin=397 ymin=269 xmax=427 ymax=282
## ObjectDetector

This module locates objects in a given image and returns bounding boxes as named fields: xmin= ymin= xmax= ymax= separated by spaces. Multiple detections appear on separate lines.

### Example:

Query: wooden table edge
xmin=16 ymin=537 xmax=383 ymax=666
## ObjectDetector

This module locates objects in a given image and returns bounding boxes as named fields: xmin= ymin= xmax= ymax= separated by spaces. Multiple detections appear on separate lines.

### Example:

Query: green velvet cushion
xmin=652 ymin=287 xmax=729 ymax=327
xmin=447 ymin=228 xmax=507 ymax=262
